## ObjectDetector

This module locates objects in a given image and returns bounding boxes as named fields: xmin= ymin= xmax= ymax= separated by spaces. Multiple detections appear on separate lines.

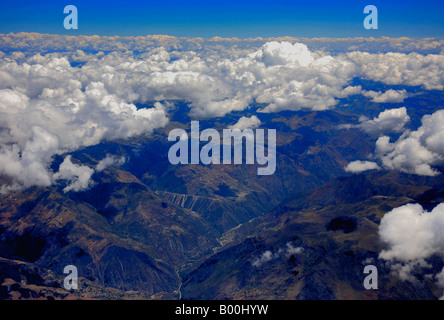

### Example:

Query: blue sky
xmin=0 ymin=0 xmax=443 ymax=38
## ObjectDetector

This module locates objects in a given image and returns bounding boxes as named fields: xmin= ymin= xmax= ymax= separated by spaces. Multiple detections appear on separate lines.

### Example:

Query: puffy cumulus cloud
xmin=339 ymin=107 xmax=410 ymax=137
xmin=251 ymin=41 xmax=314 ymax=67
xmin=359 ymin=107 xmax=410 ymax=136
xmin=53 ymin=156 xmax=94 ymax=193
xmin=1 ymin=39 xmax=368 ymax=121
xmin=375 ymin=110 xmax=444 ymax=176
xmin=96 ymin=154 xmax=126 ymax=172
xmin=255 ymin=49 xmax=357 ymax=113
xmin=379 ymin=203 xmax=444 ymax=262
xmin=0 ymin=126 xmax=59 ymax=194
xmin=344 ymin=160 xmax=380 ymax=173
xmin=345 ymin=109 xmax=444 ymax=176
xmin=2 ymin=36 xmax=442 ymax=120
xmin=362 ymin=89 xmax=409 ymax=103
xmin=347 ymin=51 xmax=444 ymax=90
xmin=229 ymin=115 xmax=261 ymax=130
xmin=379 ymin=203 xmax=444 ymax=286
xmin=337 ymin=85 xmax=362 ymax=98
xmin=252 ymin=242 xmax=303 ymax=268
xmin=0 ymin=52 xmax=169 ymax=193
xmin=0 ymin=89 xmax=29 ymax=117
xmin=80 ymin=40 xmax=358 ymax=117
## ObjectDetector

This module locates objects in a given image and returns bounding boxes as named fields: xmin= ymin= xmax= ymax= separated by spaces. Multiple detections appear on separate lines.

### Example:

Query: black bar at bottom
xmin=0 ymin=299 xmax=438 ymax=318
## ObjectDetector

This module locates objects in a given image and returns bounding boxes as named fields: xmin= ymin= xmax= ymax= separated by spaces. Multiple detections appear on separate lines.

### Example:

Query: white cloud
xmin=347 ymin=51 xmax=444 ymax=90
xmin=379 ymin=202 xmax=444 ymax=287
xmin=229 ymin=115 xmax=261 ymax=130
xmin=337 ymin=85 xmax=362 ymax=98
xmin=362 ymin=89 xmax=409 ymax=103
xmin=379 ymin=203 xmax=444 ymax=262
xmin=2 ymin=34 xmax=443 ymax=56
xmin=375 ymin=110 xmax=444 ymax=176
xmin=252 ymin=250 xmax=274 ymax=267
xmin=255 ymin=46 xmax=357 ymax=113
xmin=96 ymin=154 xmax=126 ymax=172
xmin=359 ymin=107 xmax=410 ymax=136
xmin=0 ymin=126 xmax=58 ymax=194
xmin=0 ymin=51 xmax=169 ymax=192
xmin=0 ymin=39 xmax=361 ymax=193
xmin=339 ymin=107 xmax=410 ymax=137
xmin=251 ymin=41 xmax=314 ymax=67
xmin=285 ymin=242 xmax=304 ymax=255
xmin=347 ymin=109 xmax=444 ymax=176
xmin=344 ymin=160 xmax=380 ymax=173
xmin=387 ymin=260 xmax=432 ymax=283
xmin=53 ymin=155 xmax=94 ymax=193
xmin=0 ymin=35 xmax=443 ymax=192
xmin=252 ymin=242 xmax=303 ymax=267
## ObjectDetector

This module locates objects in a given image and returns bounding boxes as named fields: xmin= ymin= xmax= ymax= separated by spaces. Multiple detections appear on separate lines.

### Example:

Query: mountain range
xmin=1 ymin=89 xmax=443 ymax=300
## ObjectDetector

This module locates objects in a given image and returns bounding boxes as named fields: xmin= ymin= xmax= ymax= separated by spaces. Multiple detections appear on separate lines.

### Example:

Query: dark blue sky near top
xmin=0 ymin=0 xmax=443 ymax=38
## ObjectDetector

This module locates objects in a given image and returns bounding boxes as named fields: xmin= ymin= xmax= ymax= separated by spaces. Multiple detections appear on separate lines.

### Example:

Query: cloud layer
xmin=1 ymin=33 xmax=442 ymax=55
xmin=0 ymin=34 xmax=443 ymax=191
xmin=0 ymin=51 xmax=169 ymax=193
